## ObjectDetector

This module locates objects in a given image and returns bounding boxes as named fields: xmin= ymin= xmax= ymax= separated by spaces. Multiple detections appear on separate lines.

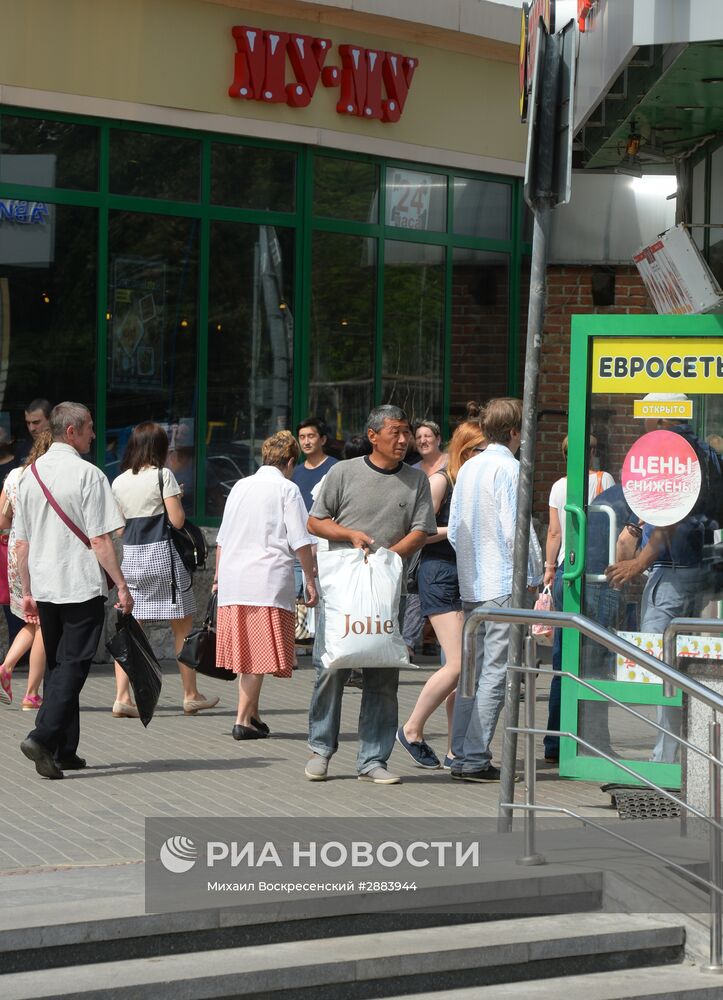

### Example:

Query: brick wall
xmin=533 ymin=264 xmax=654 ymax=518
xmin=449 ymin=258 xmax=510 ymax=423
xmin=448 ymin=261 xmax=655 ymax=523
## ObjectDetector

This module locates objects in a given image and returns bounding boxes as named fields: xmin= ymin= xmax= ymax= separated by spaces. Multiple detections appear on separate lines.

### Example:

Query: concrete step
xmin=390 ymin=963 xmax=722 ymax=999
xmin=0 ymin=864 xmax=603 ymax=974
xmin=0 ymin=912 xmax=685 ymax=1000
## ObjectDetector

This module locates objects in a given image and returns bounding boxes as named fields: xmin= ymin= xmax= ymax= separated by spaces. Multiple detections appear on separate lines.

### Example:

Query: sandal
xmin=0 ymin=667 xmax=12 ymax=705
xmin=21 ymin=694 xmax=43 ymax=711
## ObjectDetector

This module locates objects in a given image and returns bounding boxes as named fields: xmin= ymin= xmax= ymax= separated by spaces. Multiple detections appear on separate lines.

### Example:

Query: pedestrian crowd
xmin=9 ymin=392 xmax=717 ymax=785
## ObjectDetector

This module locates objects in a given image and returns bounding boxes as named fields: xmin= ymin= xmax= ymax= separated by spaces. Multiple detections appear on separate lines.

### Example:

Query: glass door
xmin=559 ymin=316 xmax=723 ymax=789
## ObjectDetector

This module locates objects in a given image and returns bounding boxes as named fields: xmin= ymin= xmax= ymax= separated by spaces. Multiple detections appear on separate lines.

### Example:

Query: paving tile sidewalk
xmin=0 ymin=657 xmax=620 ymax=873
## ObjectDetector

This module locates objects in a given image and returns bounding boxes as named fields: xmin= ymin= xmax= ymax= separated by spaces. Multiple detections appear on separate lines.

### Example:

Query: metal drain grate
xmin=601 ymin=784 xmax=681 ymax=821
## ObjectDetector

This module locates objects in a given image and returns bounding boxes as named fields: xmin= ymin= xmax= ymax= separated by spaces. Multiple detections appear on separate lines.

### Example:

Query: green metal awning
xmin=580 ymin=40 xmax=723 ymax=170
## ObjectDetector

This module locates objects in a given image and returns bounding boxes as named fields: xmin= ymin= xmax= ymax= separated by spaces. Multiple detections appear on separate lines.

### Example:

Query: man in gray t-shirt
xmin=306 ymin=405 xmax=436 ymax=785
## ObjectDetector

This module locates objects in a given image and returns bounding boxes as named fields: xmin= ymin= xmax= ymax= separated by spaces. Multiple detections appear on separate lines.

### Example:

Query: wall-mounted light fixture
xmin=615 ymin=123 xmax=643 ymax=178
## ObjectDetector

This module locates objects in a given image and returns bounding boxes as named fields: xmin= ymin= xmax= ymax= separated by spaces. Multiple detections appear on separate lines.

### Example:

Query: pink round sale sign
xmin=621 ymin=430 xmax=701 ymax=527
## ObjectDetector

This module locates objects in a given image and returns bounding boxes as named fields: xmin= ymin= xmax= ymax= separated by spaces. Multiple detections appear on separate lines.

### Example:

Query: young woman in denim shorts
xmin=396 ymin=412 xmax=487 ymax=770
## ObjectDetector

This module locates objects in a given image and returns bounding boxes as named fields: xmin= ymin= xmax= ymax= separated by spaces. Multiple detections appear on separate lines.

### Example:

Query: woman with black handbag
xmin=110 ymin=422 xmax=218 ymax=717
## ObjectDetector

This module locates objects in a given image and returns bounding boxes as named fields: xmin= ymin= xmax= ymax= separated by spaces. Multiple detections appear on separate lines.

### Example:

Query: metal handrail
xmin=512 ymin=663 xmax=723 ymax=768
xmin=501 ymin=803 xmax=723 ymax=901
xmin=663 ymin=618 xmax=723 ymax=698
xmin=461 ymin=608 xmax=723 ymax=713
xmin=506 ymin=717 xmax=723 ymax=835
xmin=460 ymin=606 xmax=723 ymax=972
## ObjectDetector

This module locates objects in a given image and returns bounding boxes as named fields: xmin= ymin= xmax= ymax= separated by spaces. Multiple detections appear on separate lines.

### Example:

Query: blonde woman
xmin=413 ymin=420 xmax=447 ymax=477
xmin=396 ymin=418 xmax=487 ymax=769
xmin=0 ymin=431 xmax=51 ymax=710
xmin=215 ymin=431 xmax=318 ymax=740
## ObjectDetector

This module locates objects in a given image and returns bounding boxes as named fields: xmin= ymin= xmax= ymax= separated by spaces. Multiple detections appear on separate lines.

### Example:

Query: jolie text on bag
xmin=316 ymin=547 xmax=409 ymax=670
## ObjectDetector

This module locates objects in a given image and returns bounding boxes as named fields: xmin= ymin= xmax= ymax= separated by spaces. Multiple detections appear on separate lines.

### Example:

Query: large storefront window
xmin=449 ymin=248 xmax=510 ymax=416
xmin=453 ymin=177 xmax=511 ymax=241
xmin=0 ymin=116 xmax=99 ymax=190
xmin=0 ymin=107 xmax=525 ymax=522
xmin=105 ymin=213 xmax=199 ymax=512
xmin=211 ymin=144 xmax=296 ymax=212
xmin=206 ymin=222 xmax=294 ymax=517
xmin=309 ymin=232 xmax=376 ymax=445
xmin=382 ymin=241 xmax=444 ymax=422
xmin=0 ymin=203 xmax=97 ymax=447
xmin=109 ymin=131 xmax=201 ymax=202
xmin=314 ymin=156 xmax=378 ymax=222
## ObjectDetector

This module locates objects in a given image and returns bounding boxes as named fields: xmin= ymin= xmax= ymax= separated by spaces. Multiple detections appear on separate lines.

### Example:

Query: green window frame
xmin=0 ymin=105 xmax=529 ymax=525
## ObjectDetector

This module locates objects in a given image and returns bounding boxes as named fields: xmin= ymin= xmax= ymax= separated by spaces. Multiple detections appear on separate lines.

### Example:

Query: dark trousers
xmin=3 ymin=605 xmax=25 ymax=647
xmin=29 ymin=597 xmax=105 ymax=760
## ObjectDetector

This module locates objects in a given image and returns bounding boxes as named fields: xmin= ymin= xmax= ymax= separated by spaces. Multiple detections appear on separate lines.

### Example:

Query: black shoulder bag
xmin=158 ymin=470 xmax=208 ymax=603
xmin=178 ymin=592 xmax=235 ymax=682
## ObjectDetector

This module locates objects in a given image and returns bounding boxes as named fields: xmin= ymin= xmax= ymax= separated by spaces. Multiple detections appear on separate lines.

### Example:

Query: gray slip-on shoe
xmin=358 ymin=765 xmax=401 ymax=785
xmin=305 ymin=754 xmax=329 ymax=781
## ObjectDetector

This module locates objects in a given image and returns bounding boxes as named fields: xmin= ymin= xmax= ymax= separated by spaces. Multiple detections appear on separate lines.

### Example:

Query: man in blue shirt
xmin=447 ymin=398 xmax=542 ymax=782
xmin=292 ymin=419 xmax=338 ymax=513
xmin=292 ymin=419 xmax=338 ymax=600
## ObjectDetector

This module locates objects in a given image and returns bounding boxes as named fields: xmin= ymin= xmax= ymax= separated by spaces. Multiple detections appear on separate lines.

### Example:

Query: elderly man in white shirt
xmin=447 ymin=398 xmax=542 ymax=782
xmin=15 ymin=402 xmax=132 ymax=780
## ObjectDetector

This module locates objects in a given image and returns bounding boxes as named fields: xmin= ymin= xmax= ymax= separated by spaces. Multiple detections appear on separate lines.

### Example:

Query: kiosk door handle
xmin=563 ymin=502 xmax=586 ymax=582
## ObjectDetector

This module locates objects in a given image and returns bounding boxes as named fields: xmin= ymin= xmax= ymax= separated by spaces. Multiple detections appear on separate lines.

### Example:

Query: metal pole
xmin=518 ymin=637 xmax=545 ymax=866
xmin=662 ymin=619 xmax=685 ymax=834
xmin=498 ymin=30 xmax=560 ymax=833
xmin=705 ymin=721 xmax=723 ymax=973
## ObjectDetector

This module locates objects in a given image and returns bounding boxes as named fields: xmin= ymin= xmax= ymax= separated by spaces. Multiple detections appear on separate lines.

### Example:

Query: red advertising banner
xmin=621 ymin=429 xmax=701 ymax=527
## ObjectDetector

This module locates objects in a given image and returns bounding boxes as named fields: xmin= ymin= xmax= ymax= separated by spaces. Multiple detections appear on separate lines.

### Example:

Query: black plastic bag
xmin=179 ymin=594 xmax=236 ymax=682
xmin=106 ymin=613 xmax=162 ymax=727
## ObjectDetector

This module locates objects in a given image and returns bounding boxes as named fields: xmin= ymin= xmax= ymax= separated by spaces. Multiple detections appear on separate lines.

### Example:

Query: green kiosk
xmin=558 ymin=315 xmax=723 ymax=790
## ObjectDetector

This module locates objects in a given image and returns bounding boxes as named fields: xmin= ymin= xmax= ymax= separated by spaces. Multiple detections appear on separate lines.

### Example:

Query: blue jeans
xmin=545 ymin=569 xmax=622 ymax=758
xmin=294 ymin=560 xmax=304 ymax=600
xmin=307 ymin=597 xmax=406 ymax=775
xmin=543 ymin=568 xmax=565 ymax=758
xmin=450 ymin=596 xmax=511 ymax=773
xmin=642 ymin=566 xmax=707 ymax=764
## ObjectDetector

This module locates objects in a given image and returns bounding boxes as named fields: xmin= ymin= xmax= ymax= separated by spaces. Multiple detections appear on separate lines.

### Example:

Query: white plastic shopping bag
xmin=316 ymin=547 xmax=409 ymax=670
xmin=531 ymin=585 xmax=554 ymax=646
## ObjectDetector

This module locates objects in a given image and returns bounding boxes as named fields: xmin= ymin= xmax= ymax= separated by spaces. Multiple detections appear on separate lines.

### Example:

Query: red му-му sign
xmin=228 ymin=26 xmax=419 ymax=123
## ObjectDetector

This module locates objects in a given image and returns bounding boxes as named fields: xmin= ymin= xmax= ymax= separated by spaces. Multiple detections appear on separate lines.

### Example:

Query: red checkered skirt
xmin=217 ymin=604 xmax=295 ymax=677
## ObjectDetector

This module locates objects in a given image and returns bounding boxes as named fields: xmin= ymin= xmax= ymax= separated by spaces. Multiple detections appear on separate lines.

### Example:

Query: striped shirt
xmin=448 ymin=443 xmax=543 ymax=603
